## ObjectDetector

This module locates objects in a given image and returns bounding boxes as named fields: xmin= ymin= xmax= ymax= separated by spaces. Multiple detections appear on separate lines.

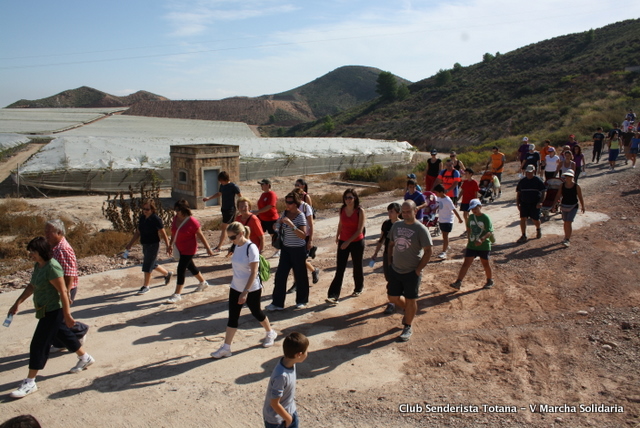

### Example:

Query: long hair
xmin=295 ymin=178 xmax=308 ymax=193
xmin=340 ymin=188 xmax=360 ymax=212
xmin=174 ymin=199 xmax=192 ymax=217
xmin=227 ymin=221 xmax=250 ymax=239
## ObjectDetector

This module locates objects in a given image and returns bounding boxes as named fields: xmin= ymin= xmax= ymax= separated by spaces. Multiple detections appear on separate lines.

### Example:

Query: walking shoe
xmin=164 ymin=272 xmax=173 ymax=285
xmin=271 ymin=250 xmax=281 ymax=258
xmin=351 ymin=290 xmax=362 ymax=297
xmin=438 ymin=252 xmax=447 ymax=259
xmin=263 ymin=330 xmax=278 ymax=348
xmin=383 ymin=303 xmax=396 ymax=314
xmin=210 ymin=345 xmax=232 ymax=359
xmin=70 ymin=354 xmax=95 ymax=373
xmin=265 ymin=303 xmax=284 ymax=311
xmin=137 ymin=286 xmax=150 ymax=295
xmin=10 ymin=380 xmax=37 ymax=399
xmin=483 ymin=279 xmax=495 ymax=289
xmin=312 ymin=268 xmax=320 ymax=284
xmin=308 ymin=246 xmax=318 ymax=259
xmin=398 ymin=325 xmax=413 ymax=342
xmin=536 ymin=228 xmax=542 ymax=239
xmin=286 ymin=283 xmax=297 ymax=294
xmin=517 ymin=235 xmax=528 ymax=244
xmin=165 ymin=293 xmax=182 ymax=304
xmin=562 ymin=239 xmax=571 ymax=247
xmin=294 ymin=303 xmax=307 ymax=310
xmin=195 ymin=281 xmax=209 ymax=292
xmin=325 ymin=297 xmax=339 ymax=306
xmin=50 ymin=345 xmax=67 ymax=353
xmin=450 ymin=280 xmax=462 ymax=290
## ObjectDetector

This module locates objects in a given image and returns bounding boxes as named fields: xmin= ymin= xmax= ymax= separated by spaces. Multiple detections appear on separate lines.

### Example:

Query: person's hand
xmin=8 ymin=303 xmax=19 ymax=316
xmin=64 ymin=314 xmax=76 ymax=328
xmin=371 ymin=253 xmax=377 ymax=261
xmin=167 ymin=246 xmax=173 ymax=256
xmin=414 ymin=268 xmax=422 ymax=277
xmin=206 ymin=248 xmax=214 ymax=256
xmin=340 ymin=242 xmax=349 ymax=250
xmin=458 ymin=218 xmax=463 ymax=224
xmin=306 ymin=241 xmax=312 ymax=251
xmin=202 ymin=197 xmax=208 ymax=202
xmin=238 ymin=291 xmax=248 ymax=305
xmin=475 ymin=239 xmax=483 ymax=246
xmin=284 ymin=414 xmax=294 ymax=428
xmin=581 ymin=206 xmax=586 ymax=214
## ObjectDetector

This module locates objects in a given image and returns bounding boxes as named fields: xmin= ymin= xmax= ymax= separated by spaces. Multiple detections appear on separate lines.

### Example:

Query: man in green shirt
xmin=449 ymin=199 xmax=494 ymax=290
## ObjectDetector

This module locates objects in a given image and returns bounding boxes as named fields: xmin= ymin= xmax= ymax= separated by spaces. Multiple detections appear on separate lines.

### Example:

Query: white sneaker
xmin=562 ymin=239 xmax=571 ymax=247
xmin=195 ymin=281 xmax=209 ymax=292
xmin=10 ymin=379 xmax=38 ymax=398
xmin=70 ymin=354 xmax=95 ymax=373
xmin=263 ymin=330 xmax=277 ymax=348
xmin=438 ymin=252 xmax=447 ymax=259
xmin=294 ymin=303 xmax=307 ymax=310
xmin=166 ymin=294 xmax=182 ymax=304
xmin=211 ymin=345 xmax=232 ymax=359
xmin=265 ymin=303 xmax=284 ymax=311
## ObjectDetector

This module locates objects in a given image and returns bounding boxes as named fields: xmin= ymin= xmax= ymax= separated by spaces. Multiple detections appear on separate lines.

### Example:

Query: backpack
xmin=247 ymin=242 xmax=271 ymax=283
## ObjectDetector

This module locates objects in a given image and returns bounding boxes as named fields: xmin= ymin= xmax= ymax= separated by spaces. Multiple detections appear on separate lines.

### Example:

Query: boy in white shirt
xmin=433 ymin=184 xmax=463 ymax=259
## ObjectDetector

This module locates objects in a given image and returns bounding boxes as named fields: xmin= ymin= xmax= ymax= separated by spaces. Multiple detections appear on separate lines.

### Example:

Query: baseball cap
xmin=548 ymin=147 xmax=555 ymax=152
xmin=430 ymin=149 xmax=437 ymax=155
xmin=407 ymin=173 xmax=417 ymax=179
xmin=522 ymin=137 xmax=529 ymax=142
xmin=257 ymin=178 xmax=272 ymax=185
xmin=468 ymin=199 xmax=482 ymax=210
xmin=525 ymin=165 xmax=536 ymax=173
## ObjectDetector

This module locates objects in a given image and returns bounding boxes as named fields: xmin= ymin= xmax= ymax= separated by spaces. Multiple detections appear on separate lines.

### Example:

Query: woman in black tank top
xmin=552 ymin=169 xmax=585 ymax=247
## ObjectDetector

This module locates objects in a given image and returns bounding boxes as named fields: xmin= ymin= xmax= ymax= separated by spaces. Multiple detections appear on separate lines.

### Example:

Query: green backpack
xmin=247 ymin=243 xmax=271 ymax=283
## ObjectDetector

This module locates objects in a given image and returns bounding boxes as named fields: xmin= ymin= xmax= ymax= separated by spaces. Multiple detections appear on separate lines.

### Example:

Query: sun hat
xmin=431 ymin=149 xmax=437 ymax=155
xmin=525 ymin=165 xmax=536 ymax=173
xmin=562 ymin=169 xmax=575 ymax=177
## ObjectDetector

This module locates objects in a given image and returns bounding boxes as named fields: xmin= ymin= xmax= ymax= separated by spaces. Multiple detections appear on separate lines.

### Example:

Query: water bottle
xmin=369 ymin=259 xmax=375 ymax=268
xmin=123 ymin=250 xmax=129 ymax=259
xmin=3 ymin=314 xmax=13 ymax=327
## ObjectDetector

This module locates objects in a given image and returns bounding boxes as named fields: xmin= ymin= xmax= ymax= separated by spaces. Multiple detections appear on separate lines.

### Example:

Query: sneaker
xmin=50 ymin=345 xmax=66 ymax=353
xmin=137 ymin=286 xmax=150 ymax=295
xmin=271 ymin=250 xmax=281 ymax=258
xmin=325 ymin=297 xmax=339 ymax=306
xmin=308 ymin=246 xmax=317 ymax=259
xmin=398 ymin=325 xmax=413 ymax=342
xmin=483 ymin=279 xmax=495 ymax=289
xmin=286 ymin=283 xmax=297 ymax=294
xmin=517 ymin=235 xmax=528 ymax=244
xmin=70 ymin=354 xmax=95 ymax=373
xmin=312 ymin=268 xmax=320 ymax=284
xmin=210 ymin=345 xmax=232 ymax=359
xmin=263 ymin=330 xmax=277 ymax=348
xmin=383 ymin=303 xmax=396 ymax=314
xmin=536 ymin=228 xmax=542 ymax=239
xmin=265 ymin=303 xmax=284 ymax=311
xmin=351 ymin=290 xmax=362 ymax=297
xmin=450 ymin=280 xmax=462 ymax=290
xmin=195 ymin=281 xmax=209 ymax=292
xmin=438 ymin=252 xmax=447 ymax=259
xmin=10 ymin=380 xmax=37 ymax=399
xmin=294 ymin=303 xmax=307 ymax=310
xmin=164 ymin=272 xmax=173 ymax=285
xmin=166 ymin=294 xmax=182 ymax=304
xmin=562 ymin=239 xmax=571 ymax=247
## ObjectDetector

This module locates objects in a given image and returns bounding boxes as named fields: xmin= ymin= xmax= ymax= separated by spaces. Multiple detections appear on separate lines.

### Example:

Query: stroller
xmin=478 ymin=170 xmax=496 ymax=204
xmin=421 ymin=191 xmax=441 ymax=237
xmin=541 ymin=178 xmax=563 ymax=221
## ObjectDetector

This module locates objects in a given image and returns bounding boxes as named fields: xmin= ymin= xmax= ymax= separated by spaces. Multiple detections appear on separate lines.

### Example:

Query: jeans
xmin=264 ymin=411 xmax=298 ymax=428
xmin=327 ymin=239 xmax=364 ymax=299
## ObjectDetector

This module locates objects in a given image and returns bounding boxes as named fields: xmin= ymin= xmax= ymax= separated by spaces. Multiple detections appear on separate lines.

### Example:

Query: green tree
xmin=396 ymin=83 xmax=410 ymax=100
xmin=323 ymin=115 xmax=335 ymax=133
xmin=435 ymin=69 xmax=452 ymax=87
xmin=453 ymin=62 xmax=462 ymax=72
xmin=584 ymin=28 xmax=595 ymax=44
xmin=376 ymin=71 xmax=398 ymax=101
xmin=483 ymin=52 xmax=495 ymax=63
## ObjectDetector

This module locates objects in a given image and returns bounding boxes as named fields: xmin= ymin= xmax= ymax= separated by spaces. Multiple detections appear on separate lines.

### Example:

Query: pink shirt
xmin=172 ymin=216 xmax=201 ymax=256
xmin=339 ymin=207 xmax=364 ymax=242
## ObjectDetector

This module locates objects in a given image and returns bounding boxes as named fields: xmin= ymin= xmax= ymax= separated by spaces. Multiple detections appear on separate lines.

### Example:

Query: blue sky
xmin=1 ymin=1 xmax=638 ymax=108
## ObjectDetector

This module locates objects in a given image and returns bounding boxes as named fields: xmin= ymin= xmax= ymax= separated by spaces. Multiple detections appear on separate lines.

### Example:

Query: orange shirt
xmin=540 ymin=146 xmax=553 ymax=164
xmin=490 ymin=152 xmax=505 ymax=173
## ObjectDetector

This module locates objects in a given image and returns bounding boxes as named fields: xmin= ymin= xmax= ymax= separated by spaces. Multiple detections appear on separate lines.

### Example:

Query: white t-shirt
xmin=545 ymin=155 xmax=560 ymax=172
xmin=299 ymin=201 xmax=313 ymax=237
xmin=436 ymin=195 xmax=456 ymax=223
xmin=230 ymin=241 xmax=261 ymax=292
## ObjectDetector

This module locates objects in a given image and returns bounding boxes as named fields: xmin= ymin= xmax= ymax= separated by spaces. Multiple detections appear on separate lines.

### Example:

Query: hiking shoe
xmin=325 ymin=297 xmax=339 ymax=306
xmin=263 ymin=330 xmax=278 ymax=347
xmin=562 ymin=239 xmax=571 ymax=247
xmin=286 ymin=283 xmax=297 ymax=294
xmin=483 ymin=279 xmax=495 ymax=289
xmin=10 ymin=380 xmax=37 ymax=399
xmin=517 ymin=235 xmax=528 ymax=244
xmin=450 ymin=280 xmax=462 ymax=290
xmin=312 ymin=268 xmax=320 ymax=284
xmin=438 ymin=252 xmax=447 ymax=259
xmin=536 ymin=228 xmax=542 ymax=239
xmin=195 ymin=281 xmax=209 ymax=292
xmin=309 ymin=246 xmax=317 ymax=259
xmin=50 ymin=345 xmax=66 ymax=353
xmin=294 ymin=303 xmax=307 ymax=310
xmin=166 ymin=294 xmax=182 ymax=304
xmin=398 ymin=325 xmax=413 ymax=342
xmin=137 ymin=286 xmax=150 ymax=295
xmin=70 ymin=354 xmax=95 ymax=373
xmin=211 ymin=345 xmax=232 ymax=359
xmin=351 ymin=290 xmax=362 ymax=297
xmin=164 ymin=272 xmax=173 ymax=285
xmin=383 ymin=303 xmax=395 ymax=314
xmin=265 ymin=303 xmax=284 ymax=311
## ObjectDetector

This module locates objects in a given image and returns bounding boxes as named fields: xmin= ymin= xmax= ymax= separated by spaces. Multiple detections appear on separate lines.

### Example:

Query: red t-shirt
xmin=257 ymin=191 xmax=278 ymax=221
xmin=172 ymin=216 xmax=201 ymax=256
xmin=235 ymin=214 xmax=264 ymax=248
xmin=339 ymin=207 xmax=364 ymax=242
xmin=461 ymin=179 xmax=480 ymax=204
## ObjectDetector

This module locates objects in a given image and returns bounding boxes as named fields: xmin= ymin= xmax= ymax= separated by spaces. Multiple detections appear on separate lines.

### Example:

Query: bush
xmin=342 ymin=165 xmax=384 ymax=182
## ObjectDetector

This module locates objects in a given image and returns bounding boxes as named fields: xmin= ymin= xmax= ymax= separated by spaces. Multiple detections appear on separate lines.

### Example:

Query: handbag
xmin=272 ymin=215 xmax=285 ymax=250
xmin=172 ymin=217 xmax=190 ymax=261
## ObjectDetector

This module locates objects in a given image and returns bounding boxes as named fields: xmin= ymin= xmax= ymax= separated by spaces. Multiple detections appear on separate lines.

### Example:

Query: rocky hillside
xmin=6 ymin=86 xmax=167 ymax=108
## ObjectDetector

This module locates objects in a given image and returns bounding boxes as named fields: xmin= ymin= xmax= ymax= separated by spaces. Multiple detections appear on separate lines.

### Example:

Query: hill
xmin=6 ymin=86 xmax=168 ymax=108
xmin=123 ymin=66 xmax=410 ymax=126
xmin=288 ymin=19 xmax=640 ymax=150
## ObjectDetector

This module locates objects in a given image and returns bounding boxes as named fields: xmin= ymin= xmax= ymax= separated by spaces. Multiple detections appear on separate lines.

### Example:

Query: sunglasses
xmin=142 ymin=208 xmax=151 ymax=211
xmin=285 ymin=200 xmax=296 ymax=204
xmin=344 ymin=195 xmax=354 ymax=200
xmin=228 ymin=235 xmax=238 ymax=241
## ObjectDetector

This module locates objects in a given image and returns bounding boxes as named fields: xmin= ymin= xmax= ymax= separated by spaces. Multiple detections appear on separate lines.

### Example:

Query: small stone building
xmin=170 ymin=144 xmax=240 ymax=210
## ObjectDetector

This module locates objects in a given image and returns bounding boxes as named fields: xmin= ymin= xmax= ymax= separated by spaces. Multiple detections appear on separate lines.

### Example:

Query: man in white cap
xmin=450 ymin=198 xmax=494 ymax=290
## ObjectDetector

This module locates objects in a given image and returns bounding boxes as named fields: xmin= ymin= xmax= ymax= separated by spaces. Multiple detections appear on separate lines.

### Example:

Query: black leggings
xmin=227 ymin=288 xmax=266 ymax=328
xmin=592 ymin=142 xmax=602 ymax=162
xmin=177 ymin=254 xmax=200 ymax=285
xmin=30 ymin=309 xmax=81 ymax=370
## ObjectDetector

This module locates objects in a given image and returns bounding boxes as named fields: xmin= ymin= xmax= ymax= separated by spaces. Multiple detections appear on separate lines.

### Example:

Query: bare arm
xmin=9 ymin=284 xmax=35 ymax=315
xmin=158 ymin=228 xmax=171 ymax=252
xmin=270 ymin=398 xmax=293 ymax=427
xmin=340 ymin=208 xmax=365 ymax=250
xmin=196 ymin=228 xmax=214 ymax=256
xmin=203 ymin=192 xmax=221 ymax=202
xmin=51 ymin=276 xmax=75 ymax=328
xmin=577 ymin=185 xmax=586 ymax=214
xmin=126 ymin=230 xmax=141 ymax=250
xmin=415 ymin=246 xmax=432 ymax=276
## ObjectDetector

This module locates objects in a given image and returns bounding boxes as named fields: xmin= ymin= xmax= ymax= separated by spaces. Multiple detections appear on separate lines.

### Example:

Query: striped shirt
xmin=52 ymin=237 xmax=78 ymax=289
xmin=280 ymin=212 xmax=307 ymax=247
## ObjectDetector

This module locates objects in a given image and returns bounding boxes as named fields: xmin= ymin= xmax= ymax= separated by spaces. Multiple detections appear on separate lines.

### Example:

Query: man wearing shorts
xmin=387 ymin=200 xmax=433 ymax=342
xmin=449 ymin=198 xmax=494 ymax=290
xmin=203 ymin=171 xmax=242 ymax=251
xmin=515 ymin=165 xmax=546 ymax=244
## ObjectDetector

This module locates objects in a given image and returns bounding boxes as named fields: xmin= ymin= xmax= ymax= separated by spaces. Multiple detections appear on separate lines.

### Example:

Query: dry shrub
xmin=102 ymin=183 xmax=173 ymax=233
xmin=72 ymin=230 xmax=131 ymax=258
xmin=314 ymin=192 xmax=344 ymax=210
xmin=202 ymin=218 xmax=222 ymax=231
xmin=378 ymin=175 xmax=407 ymax=192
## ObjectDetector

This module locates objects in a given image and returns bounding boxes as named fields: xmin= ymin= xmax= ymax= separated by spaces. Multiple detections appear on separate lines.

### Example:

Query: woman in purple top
xmin=571 ymin=145 xmax=585 ymax=182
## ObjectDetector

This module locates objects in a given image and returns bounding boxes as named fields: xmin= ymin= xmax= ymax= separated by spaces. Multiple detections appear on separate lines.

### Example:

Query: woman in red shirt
xmin=235 ymin=197 xmax=265 ymax=252
xmin=326 ymin=189 xmax=366 ymax=305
